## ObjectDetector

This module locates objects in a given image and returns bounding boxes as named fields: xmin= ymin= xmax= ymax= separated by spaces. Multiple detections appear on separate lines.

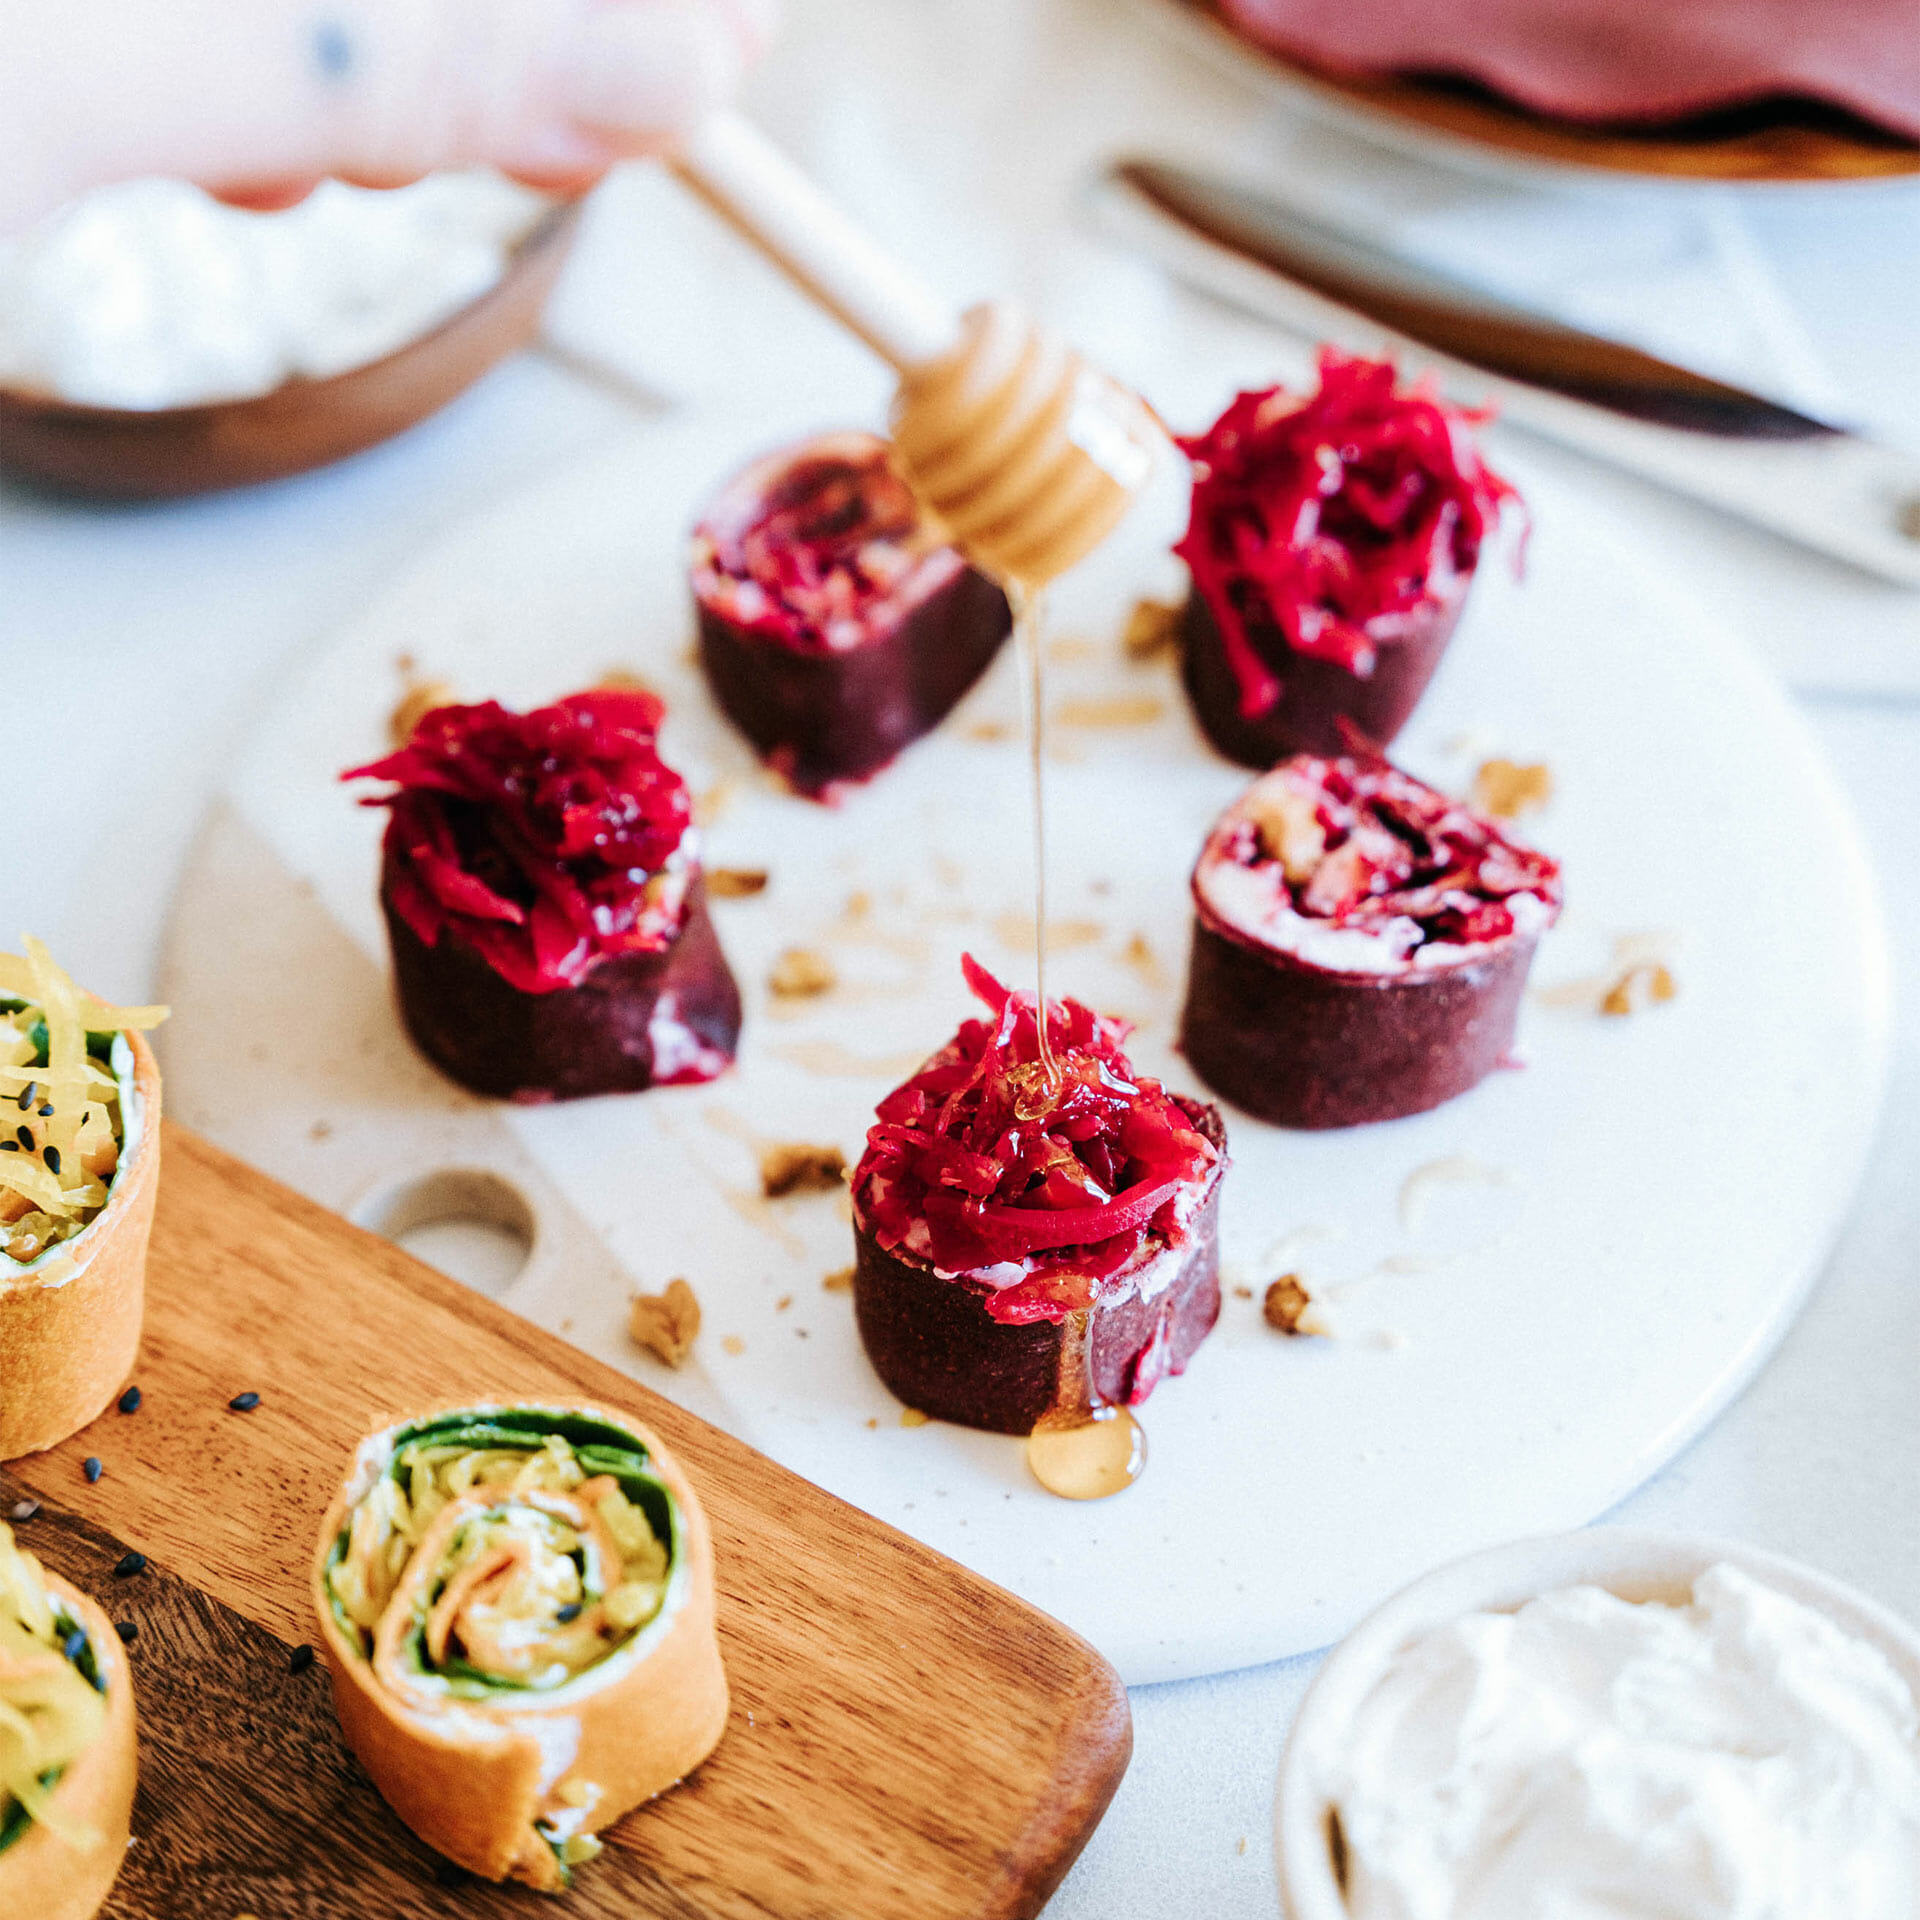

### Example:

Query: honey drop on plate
xmin=1026 ymin=1406 xmax=1145 ymax=1501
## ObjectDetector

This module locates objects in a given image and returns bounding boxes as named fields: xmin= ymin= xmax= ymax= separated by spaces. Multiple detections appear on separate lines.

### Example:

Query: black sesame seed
xmin=1 ymin=1141 xmax=18 ymax=1152
xmin=115 ymin=1620 xmax=137 ymax=1643
xmin=555 ymin=1602 xmax=583 ymax=1623
xmin=37 ymin=1104 xmax=53 ymax=1118
xmin=228 ymin=1391 xmax=261 ymax=1412
xmin=117 ymin=1385 xmax=141 ymax=1414
xmin=62 ymin=1626 xmax=87 ymax=1663
xmin=14 ymin=1082 xmax=33 ymax=1109
xmin=16 ymin=1125 xmax=32 ymax=1150
xmin=8 ymin=1499 xmax=40 ymax=1522
xmin=42 ymin=1144 xmax=60 ymax=1176
xmin=113 ymin=1551 xmax=146 ymax=1578
xmin=288 ymin=1643 xmax=316 ymax=1674
xmin=83 ymin=1457 xmax=103 ymax=1483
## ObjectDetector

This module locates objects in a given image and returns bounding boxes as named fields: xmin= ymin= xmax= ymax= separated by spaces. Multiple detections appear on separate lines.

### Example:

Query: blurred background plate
xmin=0 ymin=200 xmax=580 ymax=499
xmin=157 ymin=400 xmax=1886 ymax=1683
xmin=1144 ymin=0 xmax=1920 ymax=185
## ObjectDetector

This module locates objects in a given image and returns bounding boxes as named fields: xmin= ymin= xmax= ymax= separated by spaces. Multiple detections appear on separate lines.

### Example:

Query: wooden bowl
xmin=1169 ymin=0 xmax=1920 ymax=183
xmin=0 ymin=199 xmax=581 ymax=499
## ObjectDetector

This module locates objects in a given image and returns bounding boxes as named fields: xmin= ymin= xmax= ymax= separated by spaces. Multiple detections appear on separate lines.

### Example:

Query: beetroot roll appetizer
xmin=346 ymin=690 xmax=741 ymax=1102
xmin=851 ymin=957 xmax=1226 ymax=1435
xmin=1175 ymin=352 xmax=1516 ymax=768
xmin=692 ymin=432 xmax=1012 ymax=797
xmin=1181 ymin=753 xmax=1562 ymax=1129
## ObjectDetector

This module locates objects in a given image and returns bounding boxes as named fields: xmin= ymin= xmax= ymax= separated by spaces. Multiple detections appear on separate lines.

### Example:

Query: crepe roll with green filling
xmin=0 ymin=1523 xmax=138 ymax=1920
xmin=0 ymin=940 xmax=166 ymax=1460
xmin=313 ymin=1403 xmax=727 ymax=1890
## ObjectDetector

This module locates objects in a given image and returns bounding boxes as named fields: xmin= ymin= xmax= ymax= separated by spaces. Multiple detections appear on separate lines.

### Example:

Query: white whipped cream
xmin=1329 ymin=1563 xmax=1920 ymax=1919
xmin=0 ymin=173 xmax=546 ymax=409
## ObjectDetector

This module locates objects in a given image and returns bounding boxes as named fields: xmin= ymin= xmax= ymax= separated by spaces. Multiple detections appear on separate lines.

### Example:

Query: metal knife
xmin=1090 ymin=156 xmax=1920 ymax=586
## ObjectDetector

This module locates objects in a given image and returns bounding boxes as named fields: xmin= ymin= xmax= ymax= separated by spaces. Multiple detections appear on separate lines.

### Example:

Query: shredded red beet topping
xmin=692 ymin=433 xmax=963 ymax=656
xmin=1175 ymin=351 xmax=1517 ymax=719
xmin=1201 ymin=754 xmax=1561 ymax=956
xmin=854 ymin=957 xmax=1222 ymax=1325
xmin=345 ymin=691 xmax=696 ymax=995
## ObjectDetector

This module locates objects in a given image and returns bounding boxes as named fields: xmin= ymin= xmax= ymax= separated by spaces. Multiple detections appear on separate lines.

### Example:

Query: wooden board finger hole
xmin=350 ymin=1165 xmax=538 ymax=1300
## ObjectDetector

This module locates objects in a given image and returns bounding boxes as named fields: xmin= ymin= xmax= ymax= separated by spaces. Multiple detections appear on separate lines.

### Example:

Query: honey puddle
xmin=1026 ymin=1406 xmax=1146 ymax=1501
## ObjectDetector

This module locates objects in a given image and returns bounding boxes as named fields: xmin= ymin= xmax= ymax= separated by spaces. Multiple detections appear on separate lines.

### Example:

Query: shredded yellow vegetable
xmin=329 ymin=1435 xmax=669 ymax=1687
xmin=0 ymin=1525 xmax=106 ymax=1854
xmin=0 ymin=940 xmax=167 ymax=1268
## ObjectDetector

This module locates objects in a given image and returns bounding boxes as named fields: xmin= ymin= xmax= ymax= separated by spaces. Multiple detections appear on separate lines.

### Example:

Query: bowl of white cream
xmin=0 ymin=173 xmax=572 ymax=496
xmin=1276 ymin=1528 xmax=1920 ymax=1919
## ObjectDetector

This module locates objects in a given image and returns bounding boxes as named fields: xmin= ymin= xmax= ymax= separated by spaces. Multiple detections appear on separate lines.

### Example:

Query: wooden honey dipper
xmin=673 ymin=113 xmax=1163 ymax=588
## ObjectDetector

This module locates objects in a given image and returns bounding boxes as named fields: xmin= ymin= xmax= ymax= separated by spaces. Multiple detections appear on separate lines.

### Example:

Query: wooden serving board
xmin=4 ymin=1124 xmax=1130 ymax=1918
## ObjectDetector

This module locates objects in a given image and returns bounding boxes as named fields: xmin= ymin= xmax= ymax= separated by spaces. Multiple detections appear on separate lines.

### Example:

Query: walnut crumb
xmin=389 ymin=677 xmax=456 ymax=746
xmin=900 ymin=1407 xmax=929 ymax=1428
xmin=822 ymin=1266 xmax=855 ymax=1292
xmin=1120 ymin=930 xmax=1164 ymax=989
xmin=1601 ymin=962 xmax=1678 ymax=1017
xmin=865 ymin=1416 xmax=879 ymax=1429
xmin=964 ymin=719 xmax=1014 ymax=743
xmin=1123 ymin=597 xmax=1181 ymax=662
xmin=760 ymin=1142 xmax=847 ymax=1196
xmin=1473 ymin=758 xmax=1553 ymax=820
xmin=721 ymin=1334 xmax=745 ymax=1356
xmin=1263 ymin=1274 xmax=1316 ymax=1336
xmin=707 ymin=867 xmax=769 ymax=899
xmin=627 ymin=1279 xmax=700 ymax=1367
xmin=775 ymin=1294 xmax=792 ymax=1312
xmin=1233 ymin=1285 xmax=1254 ymax=1301
xmin=769 ymin=947 xmax=837 ymax=998
xmin=596 ymin=667 xmax=654 ymax=694
xmin=694 ymin=779 xmax=738 ymax=827
xmin=1247 ymin=784 xmax=1326 ymax=882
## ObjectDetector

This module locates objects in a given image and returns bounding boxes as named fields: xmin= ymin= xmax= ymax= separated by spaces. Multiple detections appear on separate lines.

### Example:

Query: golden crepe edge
xmin=0 ymin=1570 xmax=138 ymax=1920
xmin=0 ymin=1031 xmax=160 ymax=1461
xmin=311 ymin=1398 xmax=728 ymax=1888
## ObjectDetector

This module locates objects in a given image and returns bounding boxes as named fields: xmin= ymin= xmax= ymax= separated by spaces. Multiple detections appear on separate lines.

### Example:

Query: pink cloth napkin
xmin=1217 ymin=0 xmax=1920 ymax=137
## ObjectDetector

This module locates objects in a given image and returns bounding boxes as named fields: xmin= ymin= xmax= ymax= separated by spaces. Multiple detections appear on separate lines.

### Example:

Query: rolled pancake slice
xmin=0 ymin=941 xmax=166 ymax=1459
xmin=851 ymin=957 xmax=1227 ymax=1435
xmin=1180 ymin=752 xmax=1563 ymax=1128
xmin=692 ymin=432 xmax=1013 ymax=798
xmin=1174 ymin=351 xmax=1515 ymax=769
xmin=314 ymin=1403 xmax=727 ymax=1889
xmin=346 ymin=691 xmax=742 ymax=1102
xmin=0 ymin=1525 xmax=139 ymax=1920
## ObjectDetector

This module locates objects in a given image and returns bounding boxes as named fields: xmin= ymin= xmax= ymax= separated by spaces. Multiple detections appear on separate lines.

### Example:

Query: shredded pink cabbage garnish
xmin=1212 ymin=753 xmax=1562 ymax=950
xmin=344 ymin=691 xmax=695 ymax=995
xmin=693 ymin=438 xmax=955 ymax=656
xmin=1175 ymin=351 xmax=1518 ymax=719
xmin=854 ymin=956 xmax=1221 ymax=1325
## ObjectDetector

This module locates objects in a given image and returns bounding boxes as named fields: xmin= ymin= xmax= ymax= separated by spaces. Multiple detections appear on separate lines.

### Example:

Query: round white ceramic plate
xmin=160 ymin=398 xmax=1887 ymax=1684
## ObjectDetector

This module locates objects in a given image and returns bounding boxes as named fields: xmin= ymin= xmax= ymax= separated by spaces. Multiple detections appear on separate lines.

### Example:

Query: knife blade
xmin=1091 ymin=156 xmax=1920 ymax=585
